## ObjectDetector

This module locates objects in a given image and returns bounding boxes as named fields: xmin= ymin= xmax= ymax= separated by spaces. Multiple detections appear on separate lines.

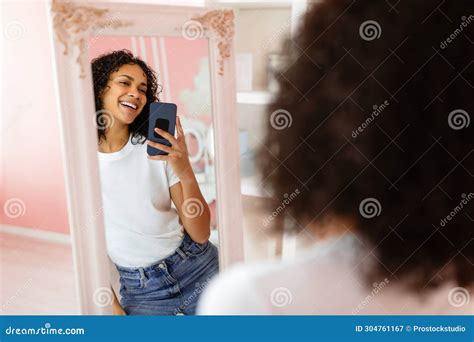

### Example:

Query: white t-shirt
xmin=198 ymin=233 xmax=473 ymax=315
xmin=98 ymin=134 xmax=183 ymax=268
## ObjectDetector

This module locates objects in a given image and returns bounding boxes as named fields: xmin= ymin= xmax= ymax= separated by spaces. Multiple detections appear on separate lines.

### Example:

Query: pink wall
xmin=1 ymin=1 xmax=69 ymax=234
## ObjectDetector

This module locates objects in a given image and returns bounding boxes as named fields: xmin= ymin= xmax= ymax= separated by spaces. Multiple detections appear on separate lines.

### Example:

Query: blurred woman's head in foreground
xmin=259 ymin=0 xmax=473 ymax=290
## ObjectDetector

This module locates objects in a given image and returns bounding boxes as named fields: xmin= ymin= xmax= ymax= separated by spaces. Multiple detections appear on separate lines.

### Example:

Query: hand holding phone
xmin=147 ymin=114 xmax=193 ymax=180
xmin=147 ymin=102 xmax=177 ymax=156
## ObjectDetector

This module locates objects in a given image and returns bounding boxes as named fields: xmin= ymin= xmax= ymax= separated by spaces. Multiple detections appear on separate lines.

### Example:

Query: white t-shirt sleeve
xmin=197 ymin=265 xmax=270 ymax=315
xmin=165 ymin=161 xmax=181 ymax=187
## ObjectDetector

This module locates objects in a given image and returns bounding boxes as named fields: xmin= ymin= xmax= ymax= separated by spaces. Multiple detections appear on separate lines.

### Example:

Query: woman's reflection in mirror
xmin=92 ymin=49 xmax=219 ymax=315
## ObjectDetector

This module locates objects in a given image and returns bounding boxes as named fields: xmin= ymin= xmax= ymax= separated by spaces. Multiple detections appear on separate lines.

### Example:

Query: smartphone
xmin=147 ymin=102 xmax=177 ymax=156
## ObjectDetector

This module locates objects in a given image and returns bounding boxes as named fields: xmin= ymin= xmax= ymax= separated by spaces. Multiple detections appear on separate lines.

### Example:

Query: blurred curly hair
xmin=258 ymin=0 xmax=473 ymax=290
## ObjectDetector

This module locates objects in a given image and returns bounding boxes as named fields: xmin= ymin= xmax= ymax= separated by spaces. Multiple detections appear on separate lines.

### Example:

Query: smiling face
xmin=100 ymin=63 xmax=148 ymax=126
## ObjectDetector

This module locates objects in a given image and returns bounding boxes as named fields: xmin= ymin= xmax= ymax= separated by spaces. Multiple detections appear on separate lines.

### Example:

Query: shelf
xmin=241 ymin=175 xmax=270 ymax=198
xmin=209 ymin=0 xmax=293 ymax=9
xmin=236 ymin=91 xmax=274 ymax=105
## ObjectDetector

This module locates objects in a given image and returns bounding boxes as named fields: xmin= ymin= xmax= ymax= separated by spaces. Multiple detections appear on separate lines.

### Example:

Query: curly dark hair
xmin=258 ymin=0 xmax=473 ymax=290
xmin=91 ymin=49 xmax=160 ymax=144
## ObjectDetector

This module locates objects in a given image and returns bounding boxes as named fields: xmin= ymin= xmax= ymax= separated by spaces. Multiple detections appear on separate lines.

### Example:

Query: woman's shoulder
xmin=198 ymin=233 xmax=474 ymax=315
xmin=198 ymin=234 xmax=360 ymax=315
xmin=197 ymin=259 xmax=281 ymax=315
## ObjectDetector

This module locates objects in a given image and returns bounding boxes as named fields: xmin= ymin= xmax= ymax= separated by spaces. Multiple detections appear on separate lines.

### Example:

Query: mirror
xmin=90 ymin=35 xmax=218 ymax=315
xmin=48 ymin=1 xmax=244 ymax=315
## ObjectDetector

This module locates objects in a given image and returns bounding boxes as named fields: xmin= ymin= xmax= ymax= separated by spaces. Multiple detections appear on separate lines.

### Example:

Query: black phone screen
xmin=153 ymin=118 xmax=169 ymax=140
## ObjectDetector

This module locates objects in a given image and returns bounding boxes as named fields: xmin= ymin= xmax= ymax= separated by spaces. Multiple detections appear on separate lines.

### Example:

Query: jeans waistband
xmin=115 ymin=232 xmax=195 ymax=277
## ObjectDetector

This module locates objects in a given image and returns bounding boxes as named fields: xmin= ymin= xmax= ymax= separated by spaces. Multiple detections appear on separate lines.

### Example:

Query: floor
xmin=0 ymin=232 xmax=80 ymax=315
xmin=0 ymin=206 xmax=284 ymax=316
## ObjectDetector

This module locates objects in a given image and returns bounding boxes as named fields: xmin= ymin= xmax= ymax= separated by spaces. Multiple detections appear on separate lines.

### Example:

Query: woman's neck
xmin=98 ymin=124 xmax=130 ymax=153
xmin=311 ymin=216 xmax=354 ymax=241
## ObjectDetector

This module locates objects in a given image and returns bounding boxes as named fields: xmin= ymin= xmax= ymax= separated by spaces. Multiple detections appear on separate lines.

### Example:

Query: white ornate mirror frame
xmin=46 ymin=0 xmax=243 ymax=314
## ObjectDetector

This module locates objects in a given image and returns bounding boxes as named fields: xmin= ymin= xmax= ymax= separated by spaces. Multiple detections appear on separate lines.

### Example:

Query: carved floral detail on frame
xmin=182 ymin=10 xmax=235 ymax=76
xmin=52 ymin=1 xmax=234 ymax=78
xmin=51 ymin=0 xmax=132 ymax=78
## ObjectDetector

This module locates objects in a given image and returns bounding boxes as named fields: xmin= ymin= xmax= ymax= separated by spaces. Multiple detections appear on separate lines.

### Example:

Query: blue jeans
xmin=115 ymin=232 xmax=219 ymax=315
